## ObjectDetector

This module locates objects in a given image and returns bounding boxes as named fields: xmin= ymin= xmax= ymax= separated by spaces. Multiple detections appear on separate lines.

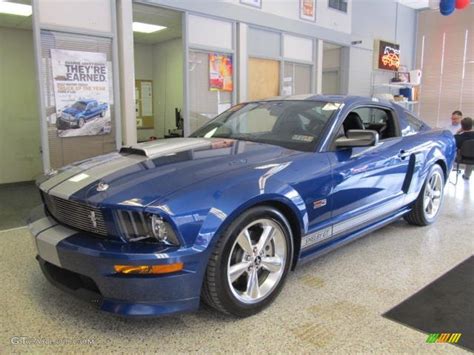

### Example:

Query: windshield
xmin=190 ymin=100 xmax=341 ymax=151
xmin=72 ymin=102 xmax=87 ymax=111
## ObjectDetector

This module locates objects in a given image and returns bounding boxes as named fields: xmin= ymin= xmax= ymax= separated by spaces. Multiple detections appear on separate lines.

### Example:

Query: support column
xmin=116 ymin=0 xmax=137 ymax=146
xmin=316 ymin=39 xmax=323 ymax=94
xmin=237 ymin=23 xmax=248 ymax=103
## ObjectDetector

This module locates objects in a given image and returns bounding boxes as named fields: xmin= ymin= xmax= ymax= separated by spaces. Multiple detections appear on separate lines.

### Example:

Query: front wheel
xmin=78 ymin=117 xmax=85 ymax=128
xmin=404 ymin=164 xmax=445 ymax=226
xmin=202 ymin=206 xmax=293 ymax=317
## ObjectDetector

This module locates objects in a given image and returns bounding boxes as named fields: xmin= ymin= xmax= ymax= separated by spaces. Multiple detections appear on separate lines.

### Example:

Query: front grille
xmin=43 ymin=194 xmax=108 ymax=236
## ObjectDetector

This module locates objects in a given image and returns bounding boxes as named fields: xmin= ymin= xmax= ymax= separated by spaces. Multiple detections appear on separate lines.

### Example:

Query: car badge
xmin=88 ymin=211 xmax=98 ymax=229
xmin=97 ymin=182 xmax=109 ymax=192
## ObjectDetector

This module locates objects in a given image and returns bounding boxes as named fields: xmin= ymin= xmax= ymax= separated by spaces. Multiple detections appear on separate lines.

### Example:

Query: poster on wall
xmin=209 ymin=53 xmax=233 ymax=92
xmin=375 ymin=40 xmax=400 ymax=71
xmin=51 ymin=49 xmax=111 ymax=137
xmin=240 ymin=0 xmax=262 ymax=8
xmin=300 ymin=0 xmax=316 ymax=21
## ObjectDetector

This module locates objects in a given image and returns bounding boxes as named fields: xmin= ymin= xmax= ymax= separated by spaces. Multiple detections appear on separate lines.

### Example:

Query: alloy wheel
xmin=424 ymin=170 xmax=443 ymax=219
xmin=227 ymin=218 xmax=287 ymax=304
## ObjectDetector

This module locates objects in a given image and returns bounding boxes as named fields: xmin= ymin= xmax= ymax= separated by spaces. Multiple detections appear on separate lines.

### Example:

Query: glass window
xmin=350 ymin=107 xmax=399 ymax=139
xmin=403 ymin=113 xmax=425 ymax=136
xmin=328 ymin=0 xmax=348 ymax=12
xmin=189 ymin=50 xmax=233 ymax=133
xmin=283 ymin=63 xmax=312 ymax=95
xmin=191 ymin=100 xmax=341 ymax=152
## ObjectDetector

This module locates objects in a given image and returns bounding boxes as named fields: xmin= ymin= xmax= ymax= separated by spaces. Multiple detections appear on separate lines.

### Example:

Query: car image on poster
xmin=51 ymin=49 xmax=112 ymax=138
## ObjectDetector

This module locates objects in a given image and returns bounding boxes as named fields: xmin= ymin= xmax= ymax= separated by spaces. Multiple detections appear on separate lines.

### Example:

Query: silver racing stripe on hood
xmin=40 ymin=138 xmax=216 ymax=200
xmin=39 ymin=166 xmax=84 ymax=192
xmin=45 ymin=154 xmax=147 ymax=199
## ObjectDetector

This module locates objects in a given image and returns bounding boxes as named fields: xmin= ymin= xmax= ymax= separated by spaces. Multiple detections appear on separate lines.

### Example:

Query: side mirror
xmin=335 ymin=129 xmax=379 ymax=148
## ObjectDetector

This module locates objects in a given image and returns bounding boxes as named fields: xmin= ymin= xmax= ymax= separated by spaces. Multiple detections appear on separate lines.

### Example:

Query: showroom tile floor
xmin=0 ymin=176 xmax=472 ymax=353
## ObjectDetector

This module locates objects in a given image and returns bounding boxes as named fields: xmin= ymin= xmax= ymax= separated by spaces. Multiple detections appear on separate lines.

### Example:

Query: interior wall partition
xmin=186 ymin=14 xmax=236 ymax=134
xmin=247 ymin=26 xmax=315 ymax=101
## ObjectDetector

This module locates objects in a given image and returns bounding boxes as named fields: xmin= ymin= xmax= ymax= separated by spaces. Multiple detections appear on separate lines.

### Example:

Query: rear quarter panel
xmin=401 ymin=128 xmax=456 ymax=204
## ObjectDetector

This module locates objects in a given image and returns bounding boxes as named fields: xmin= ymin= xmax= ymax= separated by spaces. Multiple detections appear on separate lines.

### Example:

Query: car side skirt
xmin=297 ymin=207 xmax=411 ymax=265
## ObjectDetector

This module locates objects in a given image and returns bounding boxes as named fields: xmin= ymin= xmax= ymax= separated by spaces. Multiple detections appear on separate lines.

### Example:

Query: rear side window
xmin=403 ymin=113 xmax=424 ymax=136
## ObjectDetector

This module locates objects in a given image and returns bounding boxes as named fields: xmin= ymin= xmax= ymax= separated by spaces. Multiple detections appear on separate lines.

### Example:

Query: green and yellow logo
xmin=426 ymin=333 xmax=462 ymax=344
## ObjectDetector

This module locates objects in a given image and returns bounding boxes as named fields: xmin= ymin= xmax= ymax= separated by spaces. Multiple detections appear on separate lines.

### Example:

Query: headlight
xmin=115 ymin=210 xmax=180 ymax=246
xmin=150 ymin=214 xmax=180 ymax=246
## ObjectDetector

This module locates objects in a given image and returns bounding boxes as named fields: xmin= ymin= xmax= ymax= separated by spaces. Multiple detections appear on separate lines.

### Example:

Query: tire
xmin=78 ymin=117 xmax=85 ymax=128
xmin=404 ymin=164 xmax=445 ymax=226
xmin=100 ymin=111 xmax=105 ymax=118
xmin=202 ymin=206 xmax=293 ymax=317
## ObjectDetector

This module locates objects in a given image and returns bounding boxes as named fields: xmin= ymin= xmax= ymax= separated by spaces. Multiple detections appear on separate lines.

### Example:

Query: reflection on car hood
xmin=38 ymin=138 xmax=300 ymax=208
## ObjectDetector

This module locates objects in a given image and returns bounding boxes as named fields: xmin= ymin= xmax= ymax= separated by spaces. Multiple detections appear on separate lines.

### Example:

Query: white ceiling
xmin=133 ymin=4 xmax=182 ymax=45
xmin=397 ymin=0 xmax=430 ymax=9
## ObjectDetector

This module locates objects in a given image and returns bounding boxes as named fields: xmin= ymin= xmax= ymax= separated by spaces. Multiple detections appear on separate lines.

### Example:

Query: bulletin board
xmin=135 ymin=80 xmax=154 ymax=129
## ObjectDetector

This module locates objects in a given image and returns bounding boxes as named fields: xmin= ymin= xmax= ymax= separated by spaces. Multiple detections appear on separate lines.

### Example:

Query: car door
xmin=325 ymin=104 xmax=411 ymax=238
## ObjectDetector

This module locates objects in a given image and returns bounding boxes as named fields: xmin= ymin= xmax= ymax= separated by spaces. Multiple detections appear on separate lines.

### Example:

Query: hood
xmin=62 ymin=107 xmax=82 ymax=116
xmin=38 ymin=138 xmax=300 ymax=209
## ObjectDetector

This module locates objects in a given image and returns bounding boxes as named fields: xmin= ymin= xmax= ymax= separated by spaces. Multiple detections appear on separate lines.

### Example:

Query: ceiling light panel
xmin=133 ymin=22 xmax=167 ymax=33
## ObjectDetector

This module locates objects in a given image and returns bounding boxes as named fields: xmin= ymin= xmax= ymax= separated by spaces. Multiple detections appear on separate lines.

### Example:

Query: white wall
xmin=0 ymin=28 xmax=42 ymax=183
xmin=134 ymin=38 xmax=183 ymax=141
xmin=222 ymin=0 xmax=351 ymax=34
xmin=153 ymin=38 xmax=183 ymax=138
xmin=348 ymin=0 xmax=416 ymax=96
xmin=38 ymin=0 xmax=112 ymax=33
xmin=134 ymin=43 xmax=154 ymax=141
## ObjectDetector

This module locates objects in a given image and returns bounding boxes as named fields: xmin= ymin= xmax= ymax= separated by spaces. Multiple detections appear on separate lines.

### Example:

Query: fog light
xmin=114 ymin=263 xmax=183 ymax=274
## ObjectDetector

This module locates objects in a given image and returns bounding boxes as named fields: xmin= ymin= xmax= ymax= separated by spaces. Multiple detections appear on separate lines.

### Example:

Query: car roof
xmin=79 ymin=99 xmax=96 ymax=104
xmin=245 ymin=94 xmax=393 ymax=107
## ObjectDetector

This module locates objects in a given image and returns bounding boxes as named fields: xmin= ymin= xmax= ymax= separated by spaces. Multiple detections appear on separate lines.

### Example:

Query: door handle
xmin=398 ymin=150 xmax=410 ymax=160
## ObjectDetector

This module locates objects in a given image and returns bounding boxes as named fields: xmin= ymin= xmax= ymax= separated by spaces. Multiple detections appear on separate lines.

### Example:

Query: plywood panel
xmin=248 ymin=58 xmax=280 ymax=101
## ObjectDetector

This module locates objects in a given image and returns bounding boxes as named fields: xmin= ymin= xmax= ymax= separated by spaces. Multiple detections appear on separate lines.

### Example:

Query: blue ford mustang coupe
xmin=29 ymin=95 xmax=456 ymax=317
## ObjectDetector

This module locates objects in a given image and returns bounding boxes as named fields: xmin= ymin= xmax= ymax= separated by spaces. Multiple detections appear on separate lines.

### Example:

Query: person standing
xmin=454 ymin=117 xmax=474 ymax=180
xmin=446 ymin=110 xmax=463 ymax=134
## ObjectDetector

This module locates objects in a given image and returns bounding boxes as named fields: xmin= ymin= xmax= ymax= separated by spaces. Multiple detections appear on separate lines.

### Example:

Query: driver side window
xmin=347 ymin=107 xmax=399 ymax=140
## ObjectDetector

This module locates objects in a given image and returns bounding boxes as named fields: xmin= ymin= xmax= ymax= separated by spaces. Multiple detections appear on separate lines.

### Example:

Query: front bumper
xmin=28 ymin=206 xmax=206 ymax=317
xmin=56 ymin=117 xmax=79 ymax=129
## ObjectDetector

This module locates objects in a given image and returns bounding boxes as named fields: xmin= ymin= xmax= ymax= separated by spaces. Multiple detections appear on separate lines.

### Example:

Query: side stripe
xmin=302 ymin=197 xmax=406 ymax=250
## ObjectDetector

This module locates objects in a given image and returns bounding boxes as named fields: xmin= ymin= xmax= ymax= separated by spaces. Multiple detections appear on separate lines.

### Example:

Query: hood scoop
xmin=120 ymin=138 xmax=213 ymax=158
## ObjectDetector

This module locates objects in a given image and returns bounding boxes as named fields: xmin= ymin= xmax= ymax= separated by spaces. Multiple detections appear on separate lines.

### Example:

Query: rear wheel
xmin=404 ymin=164 xmax=445 ymax=226
xmin=202 ymin=206 xmax=292 ymax=317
